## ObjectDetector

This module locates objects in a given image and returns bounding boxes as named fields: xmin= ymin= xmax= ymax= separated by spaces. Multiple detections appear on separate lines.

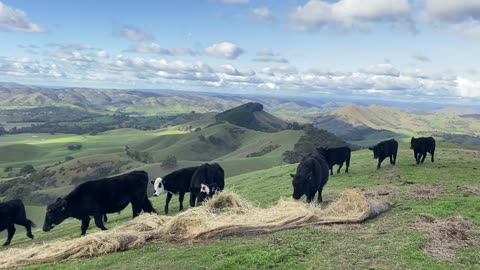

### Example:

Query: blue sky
xmin=0 ymin=0 xmax=479 ymax=103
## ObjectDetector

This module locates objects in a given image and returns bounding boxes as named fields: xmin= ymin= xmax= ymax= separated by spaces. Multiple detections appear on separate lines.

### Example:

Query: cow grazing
xmin=369 ymin=139 xmax=398 ymax=169
xmin=411 ymin=137 xmax=436 ymax=164
xmin=0 ymin=199 xmax=35 ymax=246
xmin=43 ymin=170 xmax=155 ymax=236
xmin=152 ymin=166 xmax=200 ymax=214
xmin=290 ymin=148 xmax=329 ymax=203
xmin=190 ymin=163 xmax=225 ymax=206
xmin=318 ymin=146 xmax=351 ymax=176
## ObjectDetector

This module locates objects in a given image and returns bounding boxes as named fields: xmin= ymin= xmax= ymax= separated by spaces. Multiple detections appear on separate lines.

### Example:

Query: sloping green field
xmin=1 ymin=145 xmax=478 ymax=269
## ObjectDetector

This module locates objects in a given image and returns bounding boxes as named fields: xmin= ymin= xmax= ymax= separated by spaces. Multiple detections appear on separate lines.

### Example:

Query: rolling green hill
xmin=1 ymin=144 xmax=478 ymax=269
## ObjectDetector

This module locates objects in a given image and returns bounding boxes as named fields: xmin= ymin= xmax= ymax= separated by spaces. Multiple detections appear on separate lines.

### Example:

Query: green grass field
xmin=1 ymin=145 xmax=478 ymax=269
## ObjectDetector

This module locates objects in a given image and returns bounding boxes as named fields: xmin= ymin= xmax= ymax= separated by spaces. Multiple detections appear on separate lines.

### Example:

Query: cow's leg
xmin=330 ymin=166 xmax=333 ymax=176
xmin=337 ymin=163 xmax=343 ymax=174
xmin=164 ymin=192 xmax=173 ymax=214
xmin=377 ymin=158 xmax=383 ymax=169
xmin=2 ymin=225 xmax=16 ymax=246
xmin=103 ymin=214 xmax=108 ymax=223
xmin=178 ymin=192 xmax=185 ymax=212
xmin=189 ymin=192 xmax=197 ymax=207
xmin=16 ymin=219 xmax=34 ymax=239
xmin=93 ymin=215 xmax=108 ymax=231
xmin=431 ymin=150 xmax=435 ymax=163
xmin=131 ymin=199 xmax=143 ymax=218
xmin=393 ymin=153 xmax=397 ymax=165
xmin=317 ymin=185 xmax=325 ymax=203
xmin=421 ymin=152 xmax=427 ymax=163
xmin=81 ymin=217 xmax=90 ymax=236
xmin=345 ymin=159 xmax=349 ymax=173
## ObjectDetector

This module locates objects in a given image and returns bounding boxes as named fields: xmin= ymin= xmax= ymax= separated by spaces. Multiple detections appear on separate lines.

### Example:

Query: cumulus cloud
xmin=113 ymin=25 xmax=154 ymax=41
xmin=361 ymin=63 xmax=400 ymax=77
xmin=0 ymin=2 xmax=44 ymax=32
xmin=253 ymin=49 xmax=288 ymax=63
xmin=252 ymin=7 xmax=274 ymax=21
xmin=206 ymin=42 xmax=244 ymax=59
xmin=290 ymin=0 xmax=414 ymax=32
xmin=128 ymin=42 xmax=197 ymax=56
xmin=456 ymin=77 xmax=480 ymax=97
xmin=0 ymin=57 xmax=64 ymax=78
xmin=422 ymin=0 xmax=480 ymax=38
xmin=413 ymin=53 xmax=431 ymax=63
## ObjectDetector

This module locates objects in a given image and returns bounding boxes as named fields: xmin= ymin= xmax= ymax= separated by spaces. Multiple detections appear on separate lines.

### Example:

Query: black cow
xmin=411 ymin=137 xmax=436 ymax=164
xmin=43 ymin=170 xmax=155 ymax=236
xmin=318 ymin=146 xmax=351 ymax=176
xmin=369 ymin=139 xmax=398 ymax=169
xmin=290 ymin=148 xmax=329 ymax=203
xmin=152 ymin=166 xmax=200 ymax=214
xmin=190 ymin=163 xmax=225 ymax=206
xmin=0 ymin=199 xmax=35 ymax=246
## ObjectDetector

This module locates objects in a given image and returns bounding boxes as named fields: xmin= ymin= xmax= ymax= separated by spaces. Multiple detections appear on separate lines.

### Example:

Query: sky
xmin=0 ymin=0 xmax=480 ymax=104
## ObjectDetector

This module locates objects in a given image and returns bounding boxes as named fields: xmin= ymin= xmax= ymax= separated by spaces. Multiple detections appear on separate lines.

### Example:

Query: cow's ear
xmin=56 ymin=197 xmax=62 ymax=202
xmin=150 ymin=180 xmax=154 ymax=185
xmin=411 ymin=137 xmax=414 ymax=140
xmin=290 ymin=173 xmax=295 ymax=178
xmin=368 ymin=147 xmax=373 ymax=151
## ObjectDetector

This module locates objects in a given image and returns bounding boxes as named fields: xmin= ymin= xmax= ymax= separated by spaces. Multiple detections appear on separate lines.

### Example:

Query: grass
xmin=1 ymin=145 xmax=478 ymax=269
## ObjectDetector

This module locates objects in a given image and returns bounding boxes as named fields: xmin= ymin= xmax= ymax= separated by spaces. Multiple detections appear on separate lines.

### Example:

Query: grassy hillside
xmin=1 ymin=144 xmax=478 ymax=269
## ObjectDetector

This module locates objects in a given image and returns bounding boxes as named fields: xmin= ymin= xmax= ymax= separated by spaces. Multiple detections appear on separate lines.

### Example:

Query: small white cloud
xmin=0 ymin=2 xmax=44 ymax=32
xmin=252 ymin=7 xmax=273 ymax=21
xmin=95 ymin=50 xmax=110 ymax=58
xmin=113 ymin=25 xmax=154 ymax=41
xmin=128 ymin=42 xmax=197 ymax=56
xmin=253 ymin=49 xmax=288 ymax=63
xmin=413 ymin=53 xmax=431 ymax=63
xmin=206 ymin=42 xmax=244 ymax=59
xmin=290 ymin=0 xmax=414 ymax=32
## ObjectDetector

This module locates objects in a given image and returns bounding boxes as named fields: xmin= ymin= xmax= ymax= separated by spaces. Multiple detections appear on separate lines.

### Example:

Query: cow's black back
xmin=321 ymin=146 xmax=351 ymax=175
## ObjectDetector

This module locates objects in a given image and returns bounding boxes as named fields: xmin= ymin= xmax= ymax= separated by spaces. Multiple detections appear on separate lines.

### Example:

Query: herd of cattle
xmin=0 ymin=136 xmax=436 ymax=246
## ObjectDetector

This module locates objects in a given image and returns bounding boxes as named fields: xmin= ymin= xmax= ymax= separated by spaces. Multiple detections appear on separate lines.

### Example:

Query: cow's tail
xmin=142 ymin=196 xmax=156 ymax=213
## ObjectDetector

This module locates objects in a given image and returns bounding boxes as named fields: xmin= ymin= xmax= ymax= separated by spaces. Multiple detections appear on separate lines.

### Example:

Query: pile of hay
xmin=0 ymin=190 xmax=389 ymax=269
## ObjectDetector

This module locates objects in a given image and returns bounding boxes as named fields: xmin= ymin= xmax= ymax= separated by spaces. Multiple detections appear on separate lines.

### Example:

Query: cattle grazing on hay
xmin=190 ymin=163 xmax=225 ymax=206
xmin=0 ymin=199 xmax=35 ymax=246
xmin=411 ymin=137 xmax=436 ymax=164
xmin=152 ymin=166 xmax=200 ymax=214
xmin=42 ymin=170 xmax=155 ymax=236
xmin=291 ymin=148 xmax=329 ymax=203
xmin=369 ymin=139 xmax=398 ymax=169
xmin=318 ymin=146 xmax=351 ymax=176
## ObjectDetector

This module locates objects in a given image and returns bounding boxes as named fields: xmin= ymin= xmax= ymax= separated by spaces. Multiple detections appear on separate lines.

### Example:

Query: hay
xmin=0 ymin=190 xmax=389 ymax=269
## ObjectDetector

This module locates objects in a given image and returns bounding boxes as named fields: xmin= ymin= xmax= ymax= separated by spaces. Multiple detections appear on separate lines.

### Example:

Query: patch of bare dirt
xmin=416 ymin=214 xmax=480 ymax=261
xmin=463 ymin=186 xmax=480 ymax=196
xmin=358 ymin=184 xmax=447 ymax=200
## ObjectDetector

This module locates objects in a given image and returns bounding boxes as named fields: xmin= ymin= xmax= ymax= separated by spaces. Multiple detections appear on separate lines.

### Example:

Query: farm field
xmin=1 ymin=145 xmax=479 ymax=269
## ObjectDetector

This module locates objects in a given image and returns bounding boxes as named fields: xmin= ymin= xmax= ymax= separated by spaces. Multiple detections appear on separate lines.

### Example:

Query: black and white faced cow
xmin=152 ymin=166 xmax=199 ymax=214
xmin=369 ymin=139 xmax=398 ymax=169
xmin=0 ymin=199 xmax=35 ymax=246
xmin=411 ymin=137 xmax=436 ymax=164
xmin=190 ymin=163 xmax=225 ymax=206
xmin=43 ymin=170 xmax=155 ymax=236
xmin=291 ymin=148 xmax=329 ymax=203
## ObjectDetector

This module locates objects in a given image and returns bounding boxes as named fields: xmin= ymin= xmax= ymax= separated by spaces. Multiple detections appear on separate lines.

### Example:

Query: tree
xmin=161 ymin=155 xmax=177 ymax=168
xmin=20 ymin=165 xmax=36 ymax=175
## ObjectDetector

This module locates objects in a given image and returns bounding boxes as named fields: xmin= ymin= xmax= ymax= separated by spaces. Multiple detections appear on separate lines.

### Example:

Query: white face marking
xmin=153 ymin=177 xmax=166 ymax=196
xmin=200 ymin=183 xmax=210 ymax=195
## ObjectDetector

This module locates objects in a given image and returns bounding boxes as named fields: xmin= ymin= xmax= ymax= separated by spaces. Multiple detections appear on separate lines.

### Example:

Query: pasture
xmin=1 ymin=144 xmax=478 ymax=269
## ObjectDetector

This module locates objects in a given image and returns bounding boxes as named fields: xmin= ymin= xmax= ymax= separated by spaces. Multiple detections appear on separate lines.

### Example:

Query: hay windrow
xmin=0 ymin=190 xmax=389 ymax=269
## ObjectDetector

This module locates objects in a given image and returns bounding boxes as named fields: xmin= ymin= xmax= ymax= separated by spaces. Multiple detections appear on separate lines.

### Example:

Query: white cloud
xmin=95 ymin=50 xmax=110 ymax=58
xmin=290 ymin=0 xmax=414 ymax=32
xmin=456 ymin=77 xmax=480 ymax=97
xmin=361 ymin=64 xmax=400 ymax=77
xmin=206 ymin=42 xmax=244 ymax=59
xmin=0 ymin=2 xmax=44 ymax=32
xmin=0 ymin=57 xmax=64 ymax=78
xmin=217 ymin=0 xmax=249 ymax=5
xmin=253 ymin=49 xmax=288 ymax=63
xmin=128 ymin=42 xmax=196 ymax=56
xmin=113 ymin=25 xmax=154 ymax=41
xmin=423 ymin=0 xmax=480 ymax=38
xmin=413 ymin=53 xmax=431 ymax=63
xmin=252 ymin=7 xmax=273 ymax=21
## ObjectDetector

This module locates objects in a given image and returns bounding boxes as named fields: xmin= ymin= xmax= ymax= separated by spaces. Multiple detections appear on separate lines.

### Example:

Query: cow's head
xmin=369 ymin=145 xmax=380 ymax=159
xmin=410 ymin=137 xmax=417 ymax=149
xmin=198 ymin=183 xmax=221 ymax=203
xmin=43 ymin=197 xmax=69 ymax=232
xmin=316 ymin=147 xmax=328 ymax=156
xmin=151 ymin=177 xmax=166 ymax=196
xmin=290 ymin=170 xmax=312 ymax=200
